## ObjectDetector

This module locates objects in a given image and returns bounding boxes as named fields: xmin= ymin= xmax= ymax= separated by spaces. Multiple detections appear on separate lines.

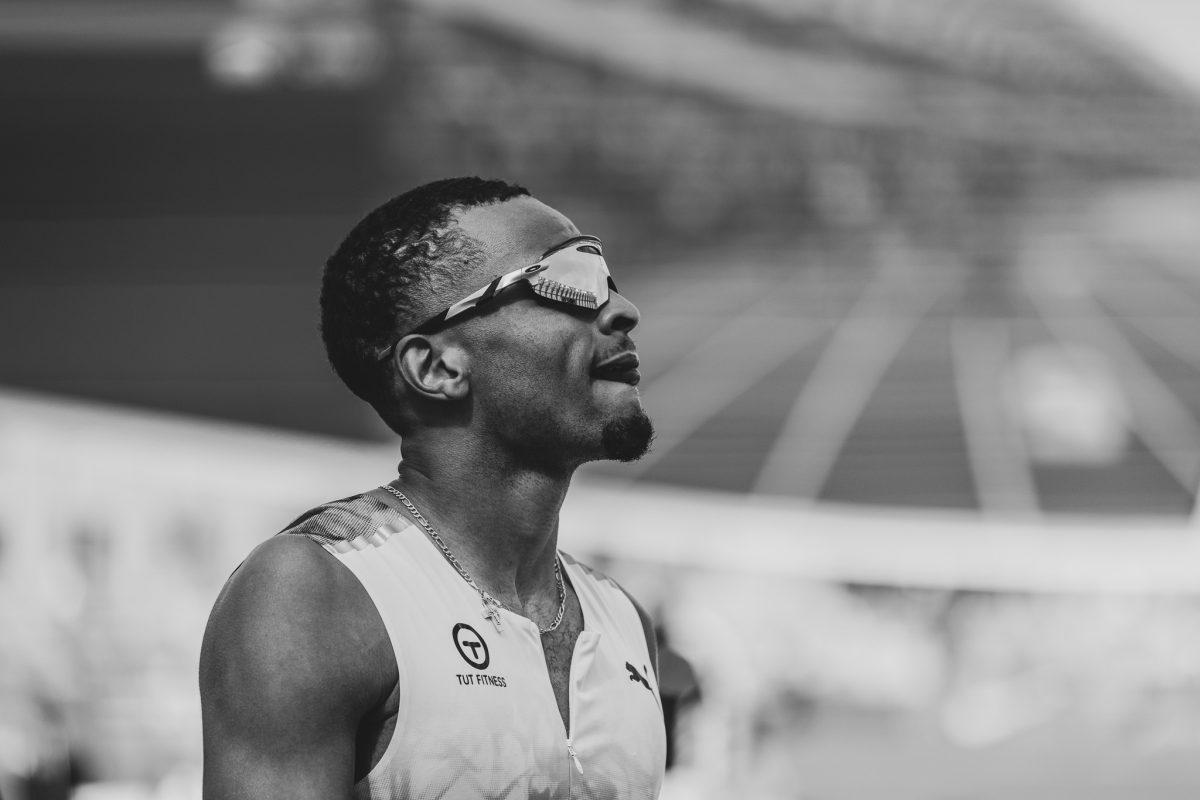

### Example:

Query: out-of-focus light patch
xmin=205 ymin=14 xmax=383 ymax=89
xmin=1007 ymin=343 xmax=1130 ymax=466
xmin=205 ymin=19 xmax=296 ymax=88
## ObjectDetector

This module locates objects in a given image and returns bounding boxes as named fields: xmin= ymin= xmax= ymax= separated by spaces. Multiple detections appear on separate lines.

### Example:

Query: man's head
xmin=321 ymin=177 xmax=653 ymax=469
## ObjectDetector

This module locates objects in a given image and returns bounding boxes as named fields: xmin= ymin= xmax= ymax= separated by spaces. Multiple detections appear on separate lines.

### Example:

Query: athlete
xmin=199 ymin=178 xmax=665 ymax=799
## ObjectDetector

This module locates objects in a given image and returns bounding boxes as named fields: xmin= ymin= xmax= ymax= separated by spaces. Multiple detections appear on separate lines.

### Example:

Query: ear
xmin=394 ymin=334 xmax=471 ymax=401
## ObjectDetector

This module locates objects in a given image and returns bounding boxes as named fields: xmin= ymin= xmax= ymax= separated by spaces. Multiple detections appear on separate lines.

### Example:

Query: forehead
xmin=453 ymin=196 xmax=581 ymax=281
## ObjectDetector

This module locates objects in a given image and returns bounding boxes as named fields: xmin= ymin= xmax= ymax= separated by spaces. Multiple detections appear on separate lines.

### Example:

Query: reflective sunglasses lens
xmin=528 ymin=242 xmax=611 ymax=310
xmin=530 ymin=277 xmax=606 ymax=309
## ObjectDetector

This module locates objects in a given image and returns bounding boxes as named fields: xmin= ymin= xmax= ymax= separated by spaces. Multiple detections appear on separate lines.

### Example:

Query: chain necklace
xmin=382 ymin=484 xmax=566 ymax=635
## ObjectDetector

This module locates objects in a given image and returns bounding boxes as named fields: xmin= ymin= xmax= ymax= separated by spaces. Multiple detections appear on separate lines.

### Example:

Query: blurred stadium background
xmin=4 ymin=0 xmax=1200 ymax=797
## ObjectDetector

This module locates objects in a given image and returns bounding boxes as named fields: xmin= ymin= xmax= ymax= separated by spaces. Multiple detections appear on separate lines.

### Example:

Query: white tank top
xmin=281 ymin=487 xmax=666 ymax=800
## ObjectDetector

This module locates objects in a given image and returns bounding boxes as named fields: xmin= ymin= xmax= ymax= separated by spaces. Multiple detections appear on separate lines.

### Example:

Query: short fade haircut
xmin=320 ymin=177 xmax=530 ymax=410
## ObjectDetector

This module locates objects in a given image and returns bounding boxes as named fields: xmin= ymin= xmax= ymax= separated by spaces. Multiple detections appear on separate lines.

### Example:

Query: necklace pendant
xmin=483 ymin=600 xmax=503 ymax=632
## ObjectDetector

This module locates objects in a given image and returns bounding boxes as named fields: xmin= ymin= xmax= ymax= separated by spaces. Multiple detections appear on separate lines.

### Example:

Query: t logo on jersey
xmin=453 ymin=623 xmax=490 ymax=670
xmin=625 ymin=661 xmax=652 ymax=693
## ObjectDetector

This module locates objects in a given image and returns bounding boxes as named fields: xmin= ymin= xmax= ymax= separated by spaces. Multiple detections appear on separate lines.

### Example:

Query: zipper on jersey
xmin=565 ymin=738 xmax=584 ymax=775
xmin=565 ymin=633 xmax=585 ymax=787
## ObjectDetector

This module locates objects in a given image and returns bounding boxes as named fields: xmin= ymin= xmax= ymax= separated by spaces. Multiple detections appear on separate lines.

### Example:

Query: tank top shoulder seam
xmin=278 ymin=489 xmax=413 ymax=548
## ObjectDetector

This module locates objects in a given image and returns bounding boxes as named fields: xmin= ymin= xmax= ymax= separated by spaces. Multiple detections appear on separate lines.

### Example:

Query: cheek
xmin=467 ymin=299 xmax=603 ymax=408
xmin=527 ymin=338 xmax=592 ymax=403
xmin=473 ymin=325 xmax=590 ymax=402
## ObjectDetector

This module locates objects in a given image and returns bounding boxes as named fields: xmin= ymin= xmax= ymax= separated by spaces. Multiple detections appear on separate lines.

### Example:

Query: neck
xmin=393 ymin=436 xmax=573 ymax=607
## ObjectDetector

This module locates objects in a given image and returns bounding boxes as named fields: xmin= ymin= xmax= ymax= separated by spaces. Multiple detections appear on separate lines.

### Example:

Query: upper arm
xmin=199 ymin=535 xmax=393 ymax=800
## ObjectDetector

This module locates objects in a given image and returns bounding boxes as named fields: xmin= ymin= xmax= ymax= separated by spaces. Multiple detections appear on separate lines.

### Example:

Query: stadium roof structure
xmin=408 ymin=0 xmax=1200 ymax=171
xmin=7 ymin=0 xmax=1199 ymax=167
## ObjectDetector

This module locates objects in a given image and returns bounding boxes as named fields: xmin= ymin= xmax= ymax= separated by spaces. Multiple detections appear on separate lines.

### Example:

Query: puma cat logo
xmin=625 ymin=661 xmax=652 ymax=692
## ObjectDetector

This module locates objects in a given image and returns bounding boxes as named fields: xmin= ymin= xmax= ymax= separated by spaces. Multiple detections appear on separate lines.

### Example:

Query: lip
xmin=591 ymin=352 xmax=641 ymax=385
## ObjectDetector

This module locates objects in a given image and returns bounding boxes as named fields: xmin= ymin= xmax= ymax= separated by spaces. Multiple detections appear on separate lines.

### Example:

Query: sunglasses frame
xmin=377 ymin=235 xmax=615 ymax=361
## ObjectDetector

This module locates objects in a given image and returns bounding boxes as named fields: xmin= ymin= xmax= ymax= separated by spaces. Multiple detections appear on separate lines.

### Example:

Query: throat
xmin=389 ymin=464 xmax=570 ymax=598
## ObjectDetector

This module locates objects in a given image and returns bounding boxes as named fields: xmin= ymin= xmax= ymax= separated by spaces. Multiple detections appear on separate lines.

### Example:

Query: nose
xmin=598 ymin=290 xmax=640 ymax=334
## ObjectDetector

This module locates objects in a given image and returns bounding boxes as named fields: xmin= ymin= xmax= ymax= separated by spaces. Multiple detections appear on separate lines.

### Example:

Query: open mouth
xmin=591 ymin=352 xmax=641 ymax=385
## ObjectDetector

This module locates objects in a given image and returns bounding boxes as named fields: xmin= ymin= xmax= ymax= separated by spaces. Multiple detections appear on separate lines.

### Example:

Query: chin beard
xmin=600 ymin=408 xmax=655 ymax=462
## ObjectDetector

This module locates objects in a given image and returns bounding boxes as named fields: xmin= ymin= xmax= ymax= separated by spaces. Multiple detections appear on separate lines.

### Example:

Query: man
xmin=199 ymin=177 xmax=666 ymax=799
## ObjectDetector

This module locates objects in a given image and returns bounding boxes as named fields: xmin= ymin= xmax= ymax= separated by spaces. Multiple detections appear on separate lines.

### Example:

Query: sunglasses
xmin=378 ymin=235 xmax=618 ymax=359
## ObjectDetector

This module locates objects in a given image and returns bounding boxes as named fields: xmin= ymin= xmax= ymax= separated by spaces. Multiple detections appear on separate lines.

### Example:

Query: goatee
xmin=601 ymin=409 xmax=654 ymax=462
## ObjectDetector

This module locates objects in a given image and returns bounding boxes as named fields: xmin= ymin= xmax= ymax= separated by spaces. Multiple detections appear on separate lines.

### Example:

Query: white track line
xmin=950 ymin=315 xmax=1041 ymax=516
xmin=1024 ymin=263 xmax=1200 ymax=495
xmin=753 ymin=246 xmax=958 ymax=497
xmin=624 ymin=291 xmax=833 ymax=480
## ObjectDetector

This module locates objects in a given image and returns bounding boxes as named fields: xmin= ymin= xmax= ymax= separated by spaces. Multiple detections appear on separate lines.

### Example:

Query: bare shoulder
xmin=201 ymin=533 xmax=393 ymax=705
xmin=199 ymin=534 xmax=395 ymax=798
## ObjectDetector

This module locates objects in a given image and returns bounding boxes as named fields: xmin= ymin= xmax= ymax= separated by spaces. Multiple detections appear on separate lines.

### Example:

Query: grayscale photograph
xmin=3 ymin=1 xmax=1200 ymax=798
